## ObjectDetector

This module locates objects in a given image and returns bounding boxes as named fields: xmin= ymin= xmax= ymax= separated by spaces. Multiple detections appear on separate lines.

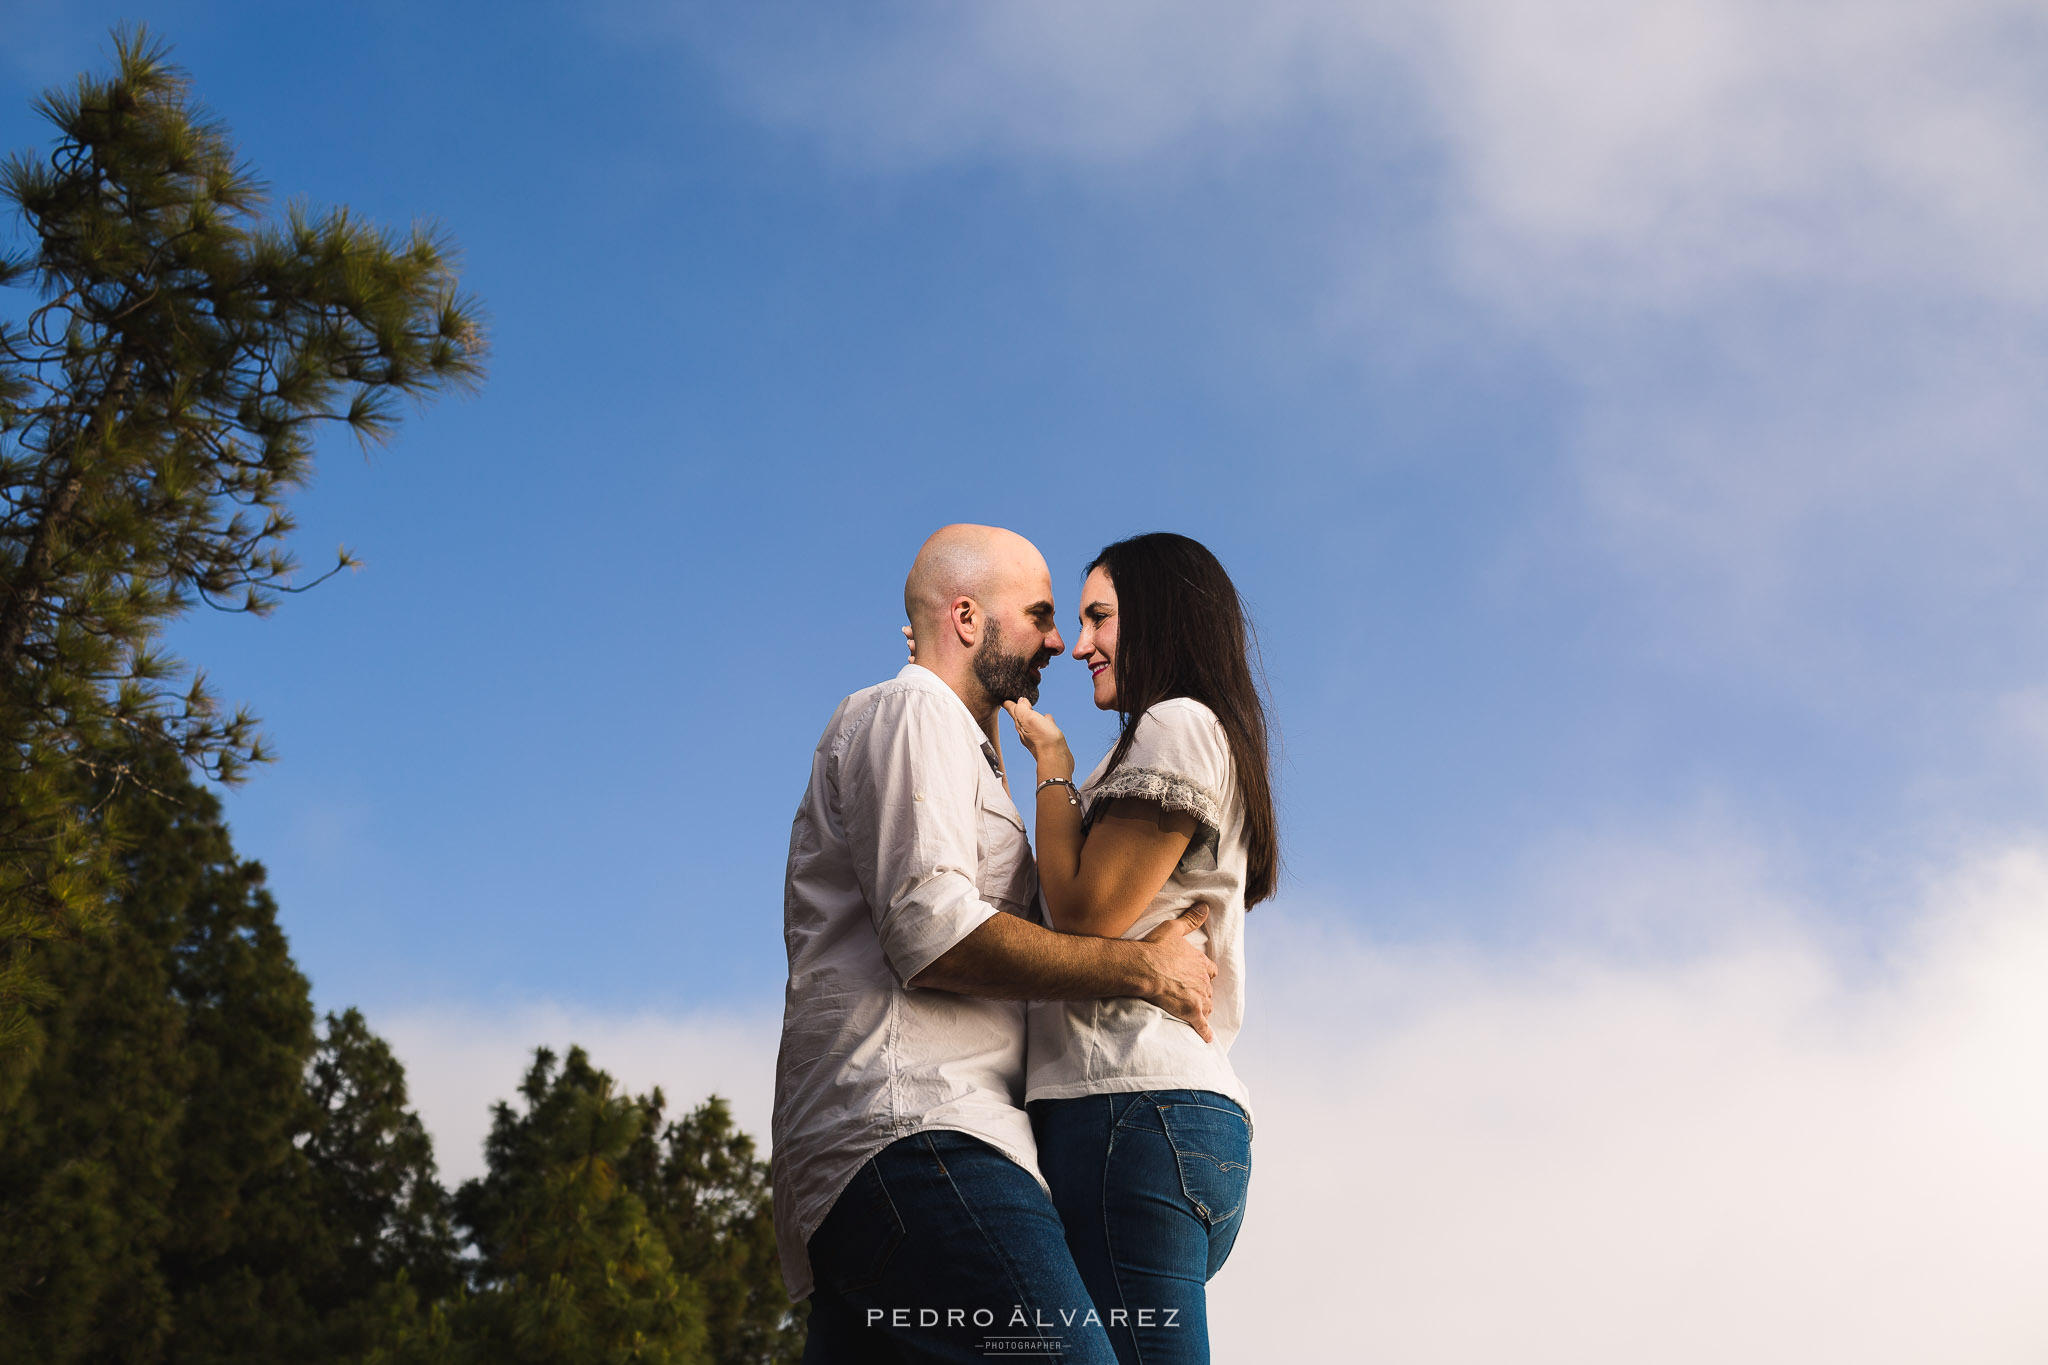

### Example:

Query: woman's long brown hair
xmin=1088 ymin=533 xmax=1279 ymax=906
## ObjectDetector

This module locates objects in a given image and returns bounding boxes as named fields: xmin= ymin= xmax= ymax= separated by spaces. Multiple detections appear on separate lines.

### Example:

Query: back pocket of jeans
xmin=1156 ymin=1101 xmax=1252 ymax=1228
xmin=809 ymin=1159 xmax=906 ymax=1293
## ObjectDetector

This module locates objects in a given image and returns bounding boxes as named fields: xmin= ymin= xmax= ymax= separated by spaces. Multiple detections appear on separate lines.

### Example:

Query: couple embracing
xmin=772 ymin=526 xmax=1279 ymax=1364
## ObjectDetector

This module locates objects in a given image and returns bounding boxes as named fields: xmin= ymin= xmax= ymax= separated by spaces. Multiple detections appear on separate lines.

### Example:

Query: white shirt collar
xmin=896 ymin=664 xmax=1003 ymax=776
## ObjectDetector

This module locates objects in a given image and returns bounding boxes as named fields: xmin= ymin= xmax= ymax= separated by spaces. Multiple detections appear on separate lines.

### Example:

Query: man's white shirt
xmin=771 ymin=665 xmax=1044 ymax=1301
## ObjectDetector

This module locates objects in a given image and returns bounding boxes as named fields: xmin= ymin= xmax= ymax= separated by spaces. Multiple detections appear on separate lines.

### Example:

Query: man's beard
xmin=972 ymin=619 xmax=1045 ymax=704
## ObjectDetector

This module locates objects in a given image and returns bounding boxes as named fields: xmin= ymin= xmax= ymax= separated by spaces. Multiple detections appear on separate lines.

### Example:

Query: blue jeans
xmin=1030 ymin=1090 xmax=1253 ymax=1365
xmin=802 ymin=1129 xmax=1118 ymax=1364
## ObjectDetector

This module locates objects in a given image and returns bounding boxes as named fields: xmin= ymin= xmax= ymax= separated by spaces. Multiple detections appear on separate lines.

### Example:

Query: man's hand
xmin=1133 ymin=905 xmax=1217 ymax=1041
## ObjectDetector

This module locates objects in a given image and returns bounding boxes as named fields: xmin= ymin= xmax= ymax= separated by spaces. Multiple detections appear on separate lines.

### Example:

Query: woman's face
xmin=1072 ymin=566 xmax=1120 ymax=711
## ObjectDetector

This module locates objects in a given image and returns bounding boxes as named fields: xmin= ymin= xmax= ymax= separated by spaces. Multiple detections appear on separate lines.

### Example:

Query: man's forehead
xmin=1008 ymin=544 xmax=1051 ymax=581
xmin=1000 ymin=583 xmax=1057 ymax=614
xmin=991 ymin=550 xmax=1052 ymax=594
xmin=990 ymin=582 xmax=1058 ymax=626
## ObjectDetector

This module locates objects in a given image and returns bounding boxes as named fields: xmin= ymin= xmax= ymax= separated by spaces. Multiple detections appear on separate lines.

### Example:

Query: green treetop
xmin=0 ymin=27 xmax=486 ymax=1073
xmin=0 ymin=744 xmax=458 ymax=1364
xmin=454 ymin=1047 xmax=713 ymax=1365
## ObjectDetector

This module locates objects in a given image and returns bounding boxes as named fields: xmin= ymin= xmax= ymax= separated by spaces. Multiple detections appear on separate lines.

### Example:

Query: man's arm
xmin=909 ymin=905 xmax=1218 ymax=1041
xmin=839 ymin=687 xmax=1214 ymax=1037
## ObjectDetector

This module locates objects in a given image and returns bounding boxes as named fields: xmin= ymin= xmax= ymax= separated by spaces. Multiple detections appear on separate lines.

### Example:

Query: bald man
xmin=773 ymin=525 xmax=1216 ymax=1364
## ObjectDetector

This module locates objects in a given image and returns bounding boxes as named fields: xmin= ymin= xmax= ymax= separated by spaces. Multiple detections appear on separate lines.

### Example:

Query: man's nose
xmin=1046 ymin=627 xmax=1066 ymax=655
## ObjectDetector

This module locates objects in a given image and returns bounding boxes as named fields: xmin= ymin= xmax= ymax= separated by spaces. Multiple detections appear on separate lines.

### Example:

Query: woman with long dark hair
xmin=1005 ymin=531 xmax=1278 ymax=1365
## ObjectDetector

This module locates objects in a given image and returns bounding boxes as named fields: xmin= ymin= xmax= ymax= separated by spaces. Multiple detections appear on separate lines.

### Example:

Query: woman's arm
xmin=1006 ymin=699 xmax=1200 ymax=938
xmin=1041 ymin=795 xmax=1198 ymax=937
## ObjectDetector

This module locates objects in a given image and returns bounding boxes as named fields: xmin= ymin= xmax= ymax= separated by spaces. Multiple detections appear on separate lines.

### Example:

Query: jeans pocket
xmin=808 ymin=1159 xmax=906 ymax=1294
xmin=1155 ymin=1100 xmax=1252 ymax=1229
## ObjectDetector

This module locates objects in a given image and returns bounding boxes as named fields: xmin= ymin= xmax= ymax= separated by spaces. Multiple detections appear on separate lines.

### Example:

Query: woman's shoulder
xmin=1133 ymin=697 xmax=1227 ymax=751
xmin=1122 ymin=697 xmax=1230 ymax=782
xmin=1094 ymin=699 xmax=1233 ymax=842
xmin=1137 ymin=695 xmax=1223 ymax=731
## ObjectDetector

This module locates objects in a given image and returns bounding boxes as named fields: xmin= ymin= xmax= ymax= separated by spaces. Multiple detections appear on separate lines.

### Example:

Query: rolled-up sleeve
xmin=837 ymin=690 xmax=1000 ymax=985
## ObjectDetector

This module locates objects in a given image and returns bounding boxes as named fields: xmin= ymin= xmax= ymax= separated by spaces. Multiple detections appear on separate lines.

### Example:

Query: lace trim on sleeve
xmin=1086 ymin=766 xmax=1222 ymax=833
xmin=1086 ymin=766 xmax=1224 ymax=871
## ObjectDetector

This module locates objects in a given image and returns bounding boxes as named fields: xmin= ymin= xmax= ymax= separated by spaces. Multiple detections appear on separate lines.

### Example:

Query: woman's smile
xmin=1074 ymin=564 xmax=1121 ymax=709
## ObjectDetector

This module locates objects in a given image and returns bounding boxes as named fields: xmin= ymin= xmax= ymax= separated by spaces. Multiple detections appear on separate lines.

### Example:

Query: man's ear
xmin=950 ymin=596 xmax=980 ymax=647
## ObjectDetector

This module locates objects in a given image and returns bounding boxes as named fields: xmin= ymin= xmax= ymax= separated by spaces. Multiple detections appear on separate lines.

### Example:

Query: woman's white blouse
xmin=1025 ymin=697 xmax=1252 ymax=1113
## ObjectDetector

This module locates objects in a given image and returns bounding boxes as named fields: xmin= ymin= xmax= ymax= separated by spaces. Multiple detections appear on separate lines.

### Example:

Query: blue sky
xmin=7 ymin=4 xmax=2046 ymax=1356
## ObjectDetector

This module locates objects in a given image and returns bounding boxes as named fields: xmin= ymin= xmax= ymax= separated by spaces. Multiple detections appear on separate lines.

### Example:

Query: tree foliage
xmin=0 ymin=745 xmax=457 ymax=1363
xmin=0 ymin=26 xmax=485 ymax=1070
xmin=302 ymin=1008 xmax=463 ymax=1318
xmin=627 ymin=1095 xmax=804 ymax=1364
xmin=0 ymin=745 xmax=799 ymax=1363
xmin=0 ymin=36 xmax=799 ymax=1365
xmin=450 ymin=1048 xmax=804 ymax=1364
xmin=453 ymin=1048 xmax=713 ymax=1364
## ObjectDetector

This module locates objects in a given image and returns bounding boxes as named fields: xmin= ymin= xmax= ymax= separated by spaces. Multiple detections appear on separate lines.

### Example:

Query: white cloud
xmin=1213 ymin=844 xmax=2048 ymax=1362
xmin=671 ymin=0 xmax=2048 ymax=651
xmin=378 ymin=1003 xmax=780 ymax=1185
xmin=667 ymin=1 xmax=1367 ymax=169
xmin=1419 ymin=0 xmax=2048 ymax=314
xmin=682 ymin=0 xmax=2048 ymax=306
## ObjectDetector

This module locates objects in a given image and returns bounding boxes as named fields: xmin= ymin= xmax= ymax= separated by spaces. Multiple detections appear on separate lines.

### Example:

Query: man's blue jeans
xmin=1030 ymin=1090 xmax=1254 ymax=1365
xmin=802 ymin=1129 xmax=1118 ymax=1364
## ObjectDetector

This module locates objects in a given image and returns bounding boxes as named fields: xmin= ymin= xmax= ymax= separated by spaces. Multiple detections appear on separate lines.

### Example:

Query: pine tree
xmin=625 ymin=1096 xmax=805 ymax=1363
xmin=0 ymin=26 xmax=486 ymax=1075
xmin=454 ymin=1047 xmax=712 ymax=1364
xmin=301 ymin=1008 xmax=462 ymax=1321
xmin=0 ymin=740 xmax=292 ymax=1364
xmin=0 ymin=748 xmax=456 ymax=1363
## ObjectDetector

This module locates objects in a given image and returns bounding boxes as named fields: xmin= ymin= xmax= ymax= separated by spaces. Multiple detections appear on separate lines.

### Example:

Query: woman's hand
xmin=901 ymin=623 xmax=917 ymax=664
xmin=1002 ymin=698 xmax=1075 ymax=781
